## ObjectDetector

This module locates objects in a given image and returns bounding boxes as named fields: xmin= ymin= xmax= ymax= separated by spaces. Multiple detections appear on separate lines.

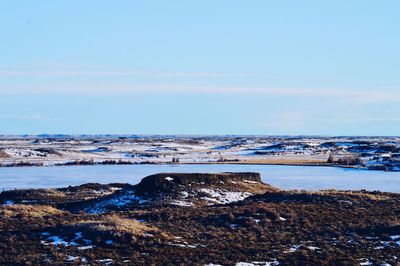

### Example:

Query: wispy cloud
xmin=0 ymin=65 xmax=399 ymax=104
xmin=0 ymin=68 xmax=268 ymax=79
xmin=316 ymin=117 xmax=400 ymax=122
xmin=269 ymin=116 xmax=400 ymax=124
xmin=0 ymin=114 xmax=60 ymax=121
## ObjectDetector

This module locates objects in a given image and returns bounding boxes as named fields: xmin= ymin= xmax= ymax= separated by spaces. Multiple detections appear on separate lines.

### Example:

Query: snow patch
xmin=41 ymin=236 xmax=77 ymax=246
xmin=284 ymin=244 xmax=301 ymax=253
xmin=243 ymin=180 xmax=258 ymax=184
xmin=198 ymin=188 xmax=252 ymax=204
xmin=78 ymin=245 xmax=95 ymax=250
xmin=235 ymin=261 xmax=279 ymax=266
xmin=86 ymin=190 xmax=147 ymax=213
xmin=3 ymin=200 xmax=14 ymax=206
xmin=66 ymin=255 xmax=79 ymax=262
xmin=170 ymin=200 xmax=194 ymax=207
xmin=359 ymin=259 xmax=373 ymax=266
xmin=97 ymin=258 xmax=113 ymax=265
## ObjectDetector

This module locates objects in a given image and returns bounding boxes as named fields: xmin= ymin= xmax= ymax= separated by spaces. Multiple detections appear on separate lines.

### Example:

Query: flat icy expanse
xmin=1 ymin=164 xmax=400 ymax=192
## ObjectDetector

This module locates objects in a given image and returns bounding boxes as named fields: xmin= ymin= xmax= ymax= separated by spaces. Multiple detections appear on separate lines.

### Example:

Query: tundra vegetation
xmin=1 ymin=172 xmax=399 ymax=265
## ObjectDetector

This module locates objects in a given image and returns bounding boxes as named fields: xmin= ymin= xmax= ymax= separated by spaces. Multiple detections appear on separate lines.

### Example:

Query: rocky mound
xmin=0 ymin=172 xmax=276 ymax=213
xmin=134 ymin=172 xmax=262 ymax=194
xmin=83 ymin=172 xmax=276 ymax=213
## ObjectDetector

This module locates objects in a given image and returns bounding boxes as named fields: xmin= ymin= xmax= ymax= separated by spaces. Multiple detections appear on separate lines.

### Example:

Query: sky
xmin=0 ymin=1 xmax=399 ymax=135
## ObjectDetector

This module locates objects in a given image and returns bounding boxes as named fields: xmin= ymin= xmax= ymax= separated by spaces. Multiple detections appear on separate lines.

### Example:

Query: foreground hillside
xmin=1 ymin=172 xmax=400 ymax=265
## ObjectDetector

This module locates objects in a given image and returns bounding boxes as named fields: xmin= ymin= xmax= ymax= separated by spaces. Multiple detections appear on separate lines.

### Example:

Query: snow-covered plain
xmin=1 ymin=136 xmax=399 ymax=170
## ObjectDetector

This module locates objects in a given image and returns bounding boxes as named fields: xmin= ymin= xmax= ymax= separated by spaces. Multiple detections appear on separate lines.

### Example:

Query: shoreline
xmin=0 ymin=160 xmax=393 ymax=173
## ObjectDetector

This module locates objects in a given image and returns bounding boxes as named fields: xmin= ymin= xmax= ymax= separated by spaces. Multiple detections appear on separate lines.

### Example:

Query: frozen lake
xmin=1 ymin=164 xmax=400 ymax=192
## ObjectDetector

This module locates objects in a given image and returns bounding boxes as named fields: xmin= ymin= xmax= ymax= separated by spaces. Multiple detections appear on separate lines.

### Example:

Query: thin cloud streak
xmin=318 ymin=117 xmax=400 ymax=122
xmin=280 ymin=117 xmax=400 ymax=123
xmin=1 ymin=66 xmax=397 ymax=103
xmin=0 ymin=114 xmax=61 ymax=121
xmin=0 ymin=69 xmax=268 ymax=78
xmin=1 ymin=84 xmax=399 ymax=103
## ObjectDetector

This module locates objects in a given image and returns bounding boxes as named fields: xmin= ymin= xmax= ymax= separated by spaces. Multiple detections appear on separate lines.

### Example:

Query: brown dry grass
xmin=316 ymin=190 xmax=392 ymax=201
xmin=0 ymin=204 xmax=64 ymax=219
xmin=43 ymin=189 xmax=67 ymax=198
xmin=0 ymin=150 xmax=10 ymax=158
xmin=274 ymin=189 xmax=393 ymax=202
xmin=236 ymin=181 xmax=278 ymax=194
xmin=75 ymin=214 xmax=153 ymax=237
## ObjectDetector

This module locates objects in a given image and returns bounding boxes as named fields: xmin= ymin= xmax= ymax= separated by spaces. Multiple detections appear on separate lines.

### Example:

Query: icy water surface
xmin=1 ymin=164 xmax=400 ymax=192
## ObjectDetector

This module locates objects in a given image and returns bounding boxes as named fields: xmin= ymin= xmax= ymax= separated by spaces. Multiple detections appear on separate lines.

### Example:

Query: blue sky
xmin=0 ymin=1 xmax=399 ymax=135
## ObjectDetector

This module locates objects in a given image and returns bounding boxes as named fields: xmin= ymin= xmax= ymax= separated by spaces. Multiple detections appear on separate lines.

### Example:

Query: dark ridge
xmin=134 ymin=172 xmax=261 ymax=194
xmin=351 ymin=225 xmax=400 ymax=236
xmin=58 ymin=183 xmax=132 ymax=192
xmin=0 ymin=189 xmax=49 ymax=201
xmin=241 ymin=189 xmax=399 ymax=206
